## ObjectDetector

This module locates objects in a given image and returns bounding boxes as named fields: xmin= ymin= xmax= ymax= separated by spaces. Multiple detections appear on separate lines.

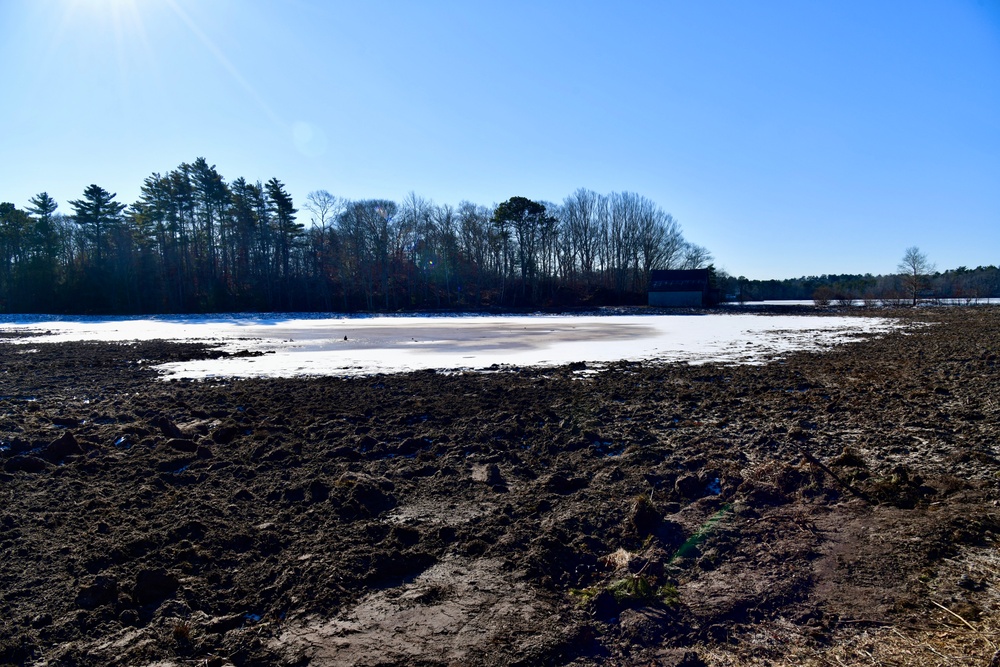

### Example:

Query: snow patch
xmin=0 ymin=313 xmax=902 ymax=379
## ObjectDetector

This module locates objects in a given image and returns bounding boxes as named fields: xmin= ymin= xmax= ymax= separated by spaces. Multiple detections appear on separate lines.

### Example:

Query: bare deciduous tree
xmin=304 ymin=190 xmax=344 ymax=235
xmin=680 ymin=242 xmax=713 ymax=270
xmin=897 ymin=246 xmax=934 ymax=306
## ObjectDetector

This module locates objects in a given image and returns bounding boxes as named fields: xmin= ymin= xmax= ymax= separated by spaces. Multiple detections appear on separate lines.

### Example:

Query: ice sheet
xmin=0 ymin=313 xmax=902 ymax=379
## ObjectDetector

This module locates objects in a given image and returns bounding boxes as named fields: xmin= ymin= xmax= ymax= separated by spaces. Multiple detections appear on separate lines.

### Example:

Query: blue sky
xmin=1 ymin=0 xmax=998 ymax=280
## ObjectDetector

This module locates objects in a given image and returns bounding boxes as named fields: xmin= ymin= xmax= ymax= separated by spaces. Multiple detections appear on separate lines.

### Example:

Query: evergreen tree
xmin=265 ymin=178 xmax=301 ymax=283
xmin=492 ymin=196 xmax=554 ymax=299
xmin=26 ymin=192 xmax=61 ymax=263
xmin=0 ymin=203 xmax=33 ymax=308
xmin=68 ymin=184 xmax=126 ymax=265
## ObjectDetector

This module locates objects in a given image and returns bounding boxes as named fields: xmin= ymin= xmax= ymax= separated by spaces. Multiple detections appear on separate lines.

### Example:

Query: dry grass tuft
xmin=172 ymin=621 xmax=192 ymax=642
xmin=601 ymin=547 xmax=637 ymax=571
xmin=699 ymin=545 xmax=1000 ymax=666
xmin=700 ymin=622 xmax=998 ymax=666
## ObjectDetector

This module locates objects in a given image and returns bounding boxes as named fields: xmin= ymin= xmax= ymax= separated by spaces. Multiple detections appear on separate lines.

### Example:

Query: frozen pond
xmin=0 ymin=313 xmax=902 ymax=379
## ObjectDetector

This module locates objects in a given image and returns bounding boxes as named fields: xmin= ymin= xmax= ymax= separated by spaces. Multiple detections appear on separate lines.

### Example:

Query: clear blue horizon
xmin=2 ymin=0 xmax=998 ymax=281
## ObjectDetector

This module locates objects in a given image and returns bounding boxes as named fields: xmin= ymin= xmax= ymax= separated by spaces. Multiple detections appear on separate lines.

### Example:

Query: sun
xmin=42 ymin=0 xmax=157 ymax=116
xmin=69 ymin=0 xmax=142 ymax=17
xmin=46 ymin=0 xmax=285 ymax=133
xmin=73 ymin=0 xmax=139 ymax=8
xmin=60 ymin=0 xmax=146 ymax=35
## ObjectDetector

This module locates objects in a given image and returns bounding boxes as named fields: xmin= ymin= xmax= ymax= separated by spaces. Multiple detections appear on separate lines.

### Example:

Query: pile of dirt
xmin=0 ymin=307 xmax=998 ymax=666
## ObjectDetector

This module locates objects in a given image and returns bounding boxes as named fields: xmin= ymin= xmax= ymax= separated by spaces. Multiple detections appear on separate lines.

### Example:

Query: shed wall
xmin=648 ymin=291 xmax=704 ymax=307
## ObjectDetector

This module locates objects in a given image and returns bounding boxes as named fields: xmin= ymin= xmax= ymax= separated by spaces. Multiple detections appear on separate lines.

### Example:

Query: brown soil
xmin=1 ymin=308 xmax=998 ymax=667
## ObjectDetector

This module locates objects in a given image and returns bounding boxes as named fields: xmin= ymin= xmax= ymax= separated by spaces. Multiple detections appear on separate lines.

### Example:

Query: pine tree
xmin=265 ymin=178 xmax=301 ymax=283
xmin=69 ymin=185 xmax=125 ymax=265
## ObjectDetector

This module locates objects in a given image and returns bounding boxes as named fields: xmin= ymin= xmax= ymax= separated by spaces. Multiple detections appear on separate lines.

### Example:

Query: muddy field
xmin=1 ymin=307 xmax=998 ymax=666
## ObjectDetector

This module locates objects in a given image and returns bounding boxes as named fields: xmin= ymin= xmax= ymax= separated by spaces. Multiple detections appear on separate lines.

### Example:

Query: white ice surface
xmin=727 ymin=299 xmax=999 ymax=306
xmin=0 ymin=313 xmax=901 ymax=379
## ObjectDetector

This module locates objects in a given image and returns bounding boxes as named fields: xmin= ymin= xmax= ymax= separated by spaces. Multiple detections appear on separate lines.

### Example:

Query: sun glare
xmin=40 ymin=0 xmax=159 ymax=127
xmin=70 ymin=0 xmax=140 ymax=17
xmin=77 ymin=0 xmax=138 ymax=7
xmin=39 ymin=0 xmax=290 ymax=160
xmin=61 ymin=0 xmax=147 ymax=41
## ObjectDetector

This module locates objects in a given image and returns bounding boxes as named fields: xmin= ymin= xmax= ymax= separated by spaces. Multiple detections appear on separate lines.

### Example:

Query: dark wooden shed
xmin=648 ymin=269 xmax=711 ymax=307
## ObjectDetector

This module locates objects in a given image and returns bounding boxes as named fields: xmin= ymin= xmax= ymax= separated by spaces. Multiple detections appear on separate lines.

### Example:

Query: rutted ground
xmin=0 ymin=307 xmax=997 ymax=666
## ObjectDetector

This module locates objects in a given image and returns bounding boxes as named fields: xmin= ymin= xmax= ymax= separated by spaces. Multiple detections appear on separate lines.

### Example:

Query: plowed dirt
xmin=1 ymin=307 xmax=997 ymax=666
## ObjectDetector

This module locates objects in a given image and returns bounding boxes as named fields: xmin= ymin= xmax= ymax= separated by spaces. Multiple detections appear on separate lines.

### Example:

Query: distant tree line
xmin=720 ymin=260 xmax=1000 ymax=306
xmin=0 ymin=158 xmax=712 ymax=314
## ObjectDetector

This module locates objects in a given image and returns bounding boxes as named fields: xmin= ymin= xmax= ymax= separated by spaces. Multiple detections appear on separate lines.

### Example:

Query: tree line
xmin=721 ymin=259 xmax=1000 ymax=305
xmin=0 ymin=158 xmax=712 ymax=314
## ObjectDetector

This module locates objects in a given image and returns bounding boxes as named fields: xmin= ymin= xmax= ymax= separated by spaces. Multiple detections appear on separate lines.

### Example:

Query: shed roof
xmin=648 ymin=269 xmax=710 ymax=292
